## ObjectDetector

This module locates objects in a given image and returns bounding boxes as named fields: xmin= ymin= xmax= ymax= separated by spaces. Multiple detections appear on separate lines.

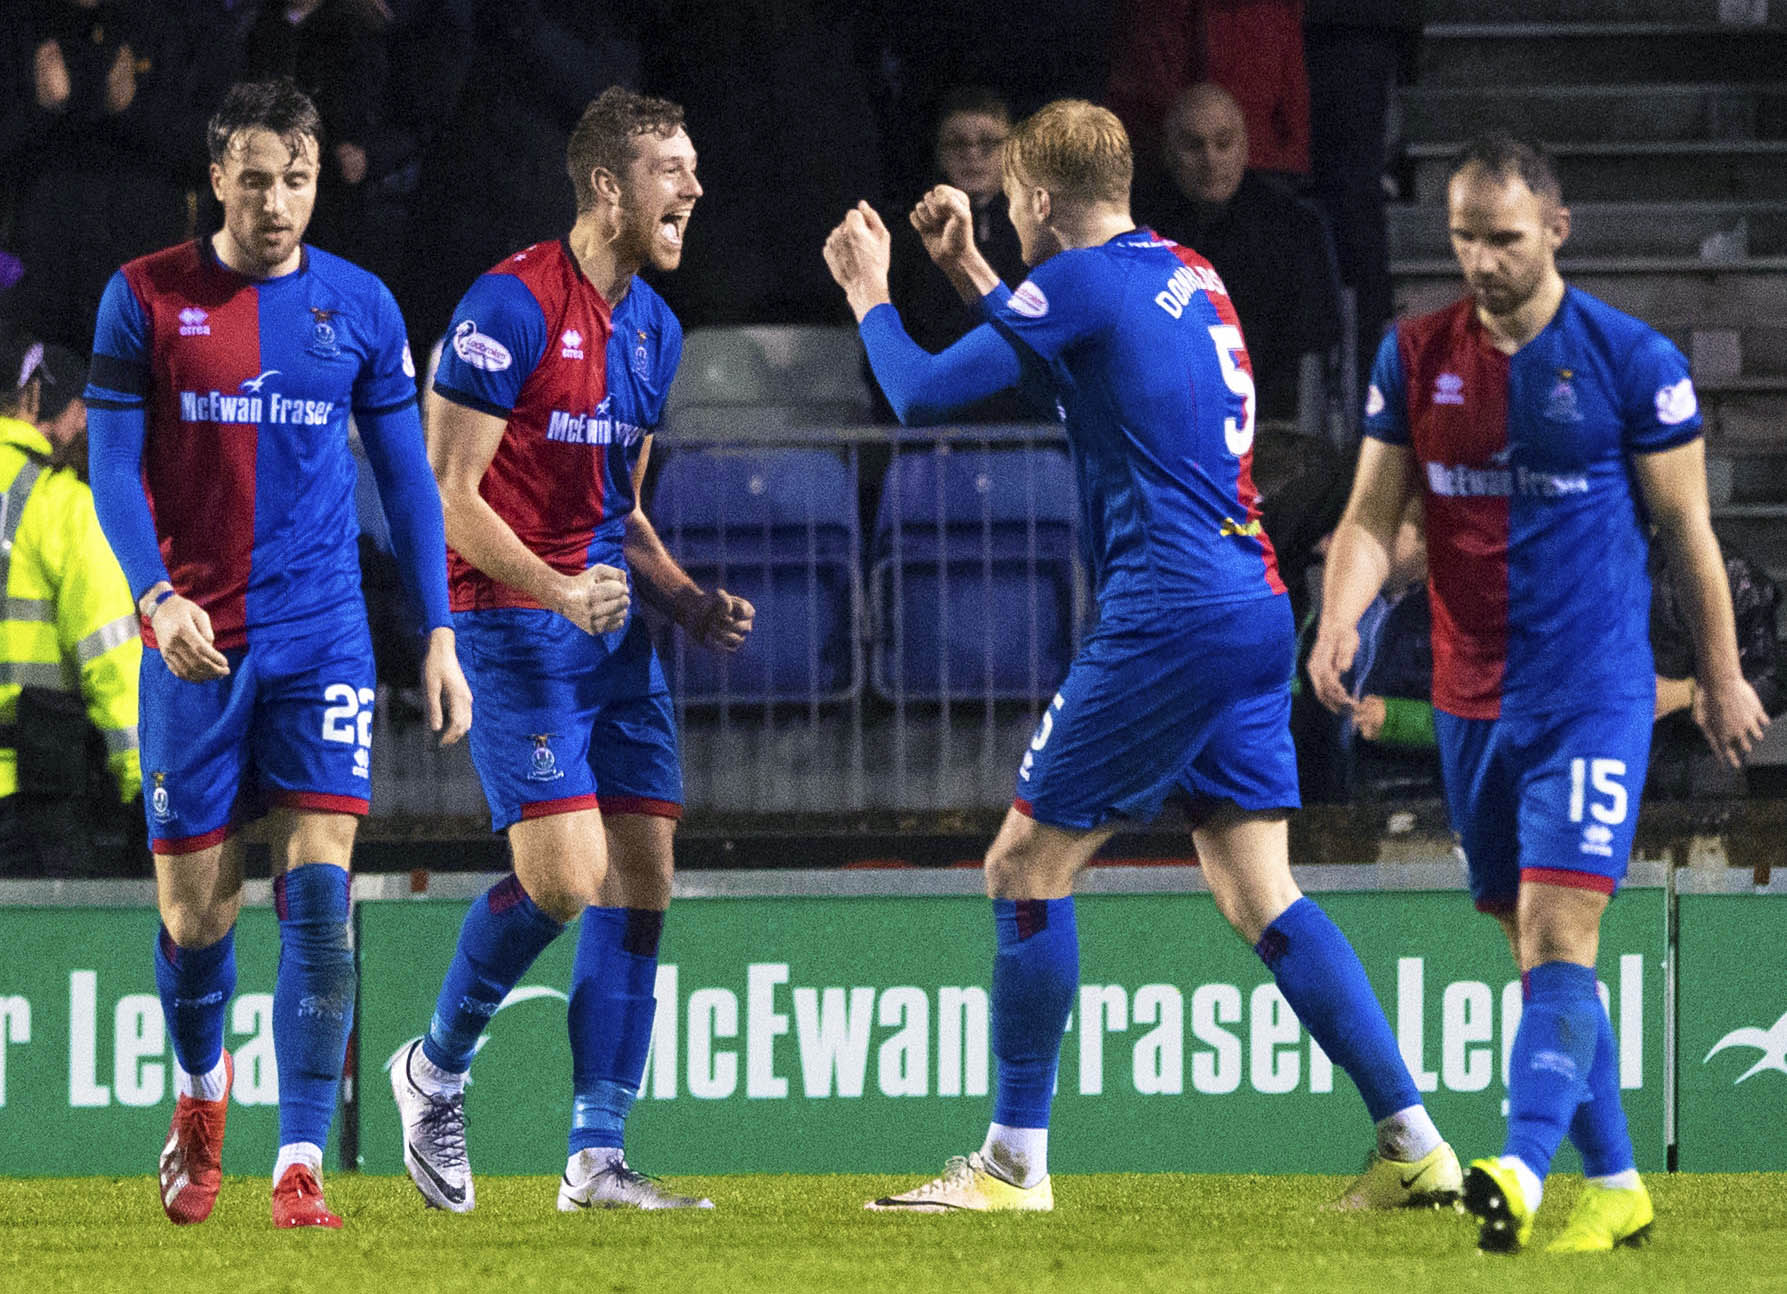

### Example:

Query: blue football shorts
xmin=1014 ymin=593 xmax=1301 ymax=831
xmin=139 ymin=617 xmax=376 ymax=854
xmin=455 ymin=607 xmax=683 ymax=832
xmin=1434 ymin=696 xmax=1654 ymax=914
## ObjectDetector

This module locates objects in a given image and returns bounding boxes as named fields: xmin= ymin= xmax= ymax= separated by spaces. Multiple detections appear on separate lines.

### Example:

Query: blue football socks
xmin=1255 ymin=897 xmax=1422 ymax=1123
xmin=154 ymin=924 xmax=236 ymax=1079
xmin=273 ymin=865 xmax=357 ymax=1152
xmin=568 ymin=907 xmax=663 ymax=1154
xmin=1567 ymin=993 xmax=1635 ymax=1178
xmin=990 ymin=897 xmax=1079 ymax=1129
xmin=423 ymin=874 xmax=566 ymax=1074
xmin=1504 ymin=960 xmax=1601 ymax=1179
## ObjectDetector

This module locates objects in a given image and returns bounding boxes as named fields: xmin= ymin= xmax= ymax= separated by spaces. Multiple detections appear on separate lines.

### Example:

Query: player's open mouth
xmin=660 ymin=212 xmax=691 ymax=248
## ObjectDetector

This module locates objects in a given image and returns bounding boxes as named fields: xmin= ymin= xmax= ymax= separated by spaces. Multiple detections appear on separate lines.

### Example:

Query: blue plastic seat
xmin=650 ymin=447 xmax=861 ymax=701
xmin=871 ymin=447 xmax=1083 ymax=701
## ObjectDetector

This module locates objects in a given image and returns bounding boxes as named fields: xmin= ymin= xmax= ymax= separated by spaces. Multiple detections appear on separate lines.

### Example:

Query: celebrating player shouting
xmin=824 ymin=99 xmax=1456 ymax=1212
xmin=1312 ymin=135 xmax=1768 ymax=1253
xmin=86 ymin=79 xmax=468 ymax=1229
xmin=390 ymin=87 xmax=750 ymax=1214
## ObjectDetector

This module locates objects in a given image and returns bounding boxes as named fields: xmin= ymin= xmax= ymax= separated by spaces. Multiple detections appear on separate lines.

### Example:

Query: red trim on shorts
xmin=519 ymin=794 xmax=601 ymax=821
xmin=1521 ymin=867 xmax=1616 ymax=895
xmin=270 ymin=791 xmax=370 ymax=816
xmin=598 ymin=795 xmax=682 ymax=820
xmin=1013 ymin=797 xmax=1034 ymax=818
xmin=151 ymin=823 xmax=233 ymax=856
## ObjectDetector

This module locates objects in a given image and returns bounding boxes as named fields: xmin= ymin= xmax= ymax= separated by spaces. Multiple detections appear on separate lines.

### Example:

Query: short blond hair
xmin=1002 ymin=99 xmax=1133 ymax=205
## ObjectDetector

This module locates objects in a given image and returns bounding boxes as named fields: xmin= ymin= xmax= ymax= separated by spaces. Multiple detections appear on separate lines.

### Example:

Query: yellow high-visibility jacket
xmin=0 ymin=415 xmax=142 ymax=801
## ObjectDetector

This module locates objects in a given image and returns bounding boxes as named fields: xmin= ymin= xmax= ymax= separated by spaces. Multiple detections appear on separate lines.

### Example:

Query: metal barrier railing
xmin=368 ymin=423 xmax=1087 ymax=817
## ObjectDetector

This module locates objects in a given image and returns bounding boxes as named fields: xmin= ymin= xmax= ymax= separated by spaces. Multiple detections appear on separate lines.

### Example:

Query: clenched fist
xmin=554 ymin=564 xmax=630 ymax=636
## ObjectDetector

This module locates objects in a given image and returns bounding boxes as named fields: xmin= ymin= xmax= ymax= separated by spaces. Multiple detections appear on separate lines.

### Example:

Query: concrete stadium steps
xmin=1701 ymin=383 xmax=1787 ymax=440
xmin=1390 ymin=257 xmax=1787 ymax=321
xmin=1709 ymin=440 xmax=1787 ymax=506
xmin=1409 ymin=140 xmax=1787 ymax=202
xmin=1388 ymin=201 xmax=1787 ymax=261
xmin=1401 ymin=84 xmax=1787 ymax=145
xmin=1424 ymin=0 xmax=1787 ymax=24
xmin=1420 ymin=23 xmax=1787 ymax=84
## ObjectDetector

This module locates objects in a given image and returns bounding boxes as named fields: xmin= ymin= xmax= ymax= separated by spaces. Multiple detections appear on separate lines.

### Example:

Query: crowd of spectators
xmin=3 ymin=1 xmax=1409 ymax=385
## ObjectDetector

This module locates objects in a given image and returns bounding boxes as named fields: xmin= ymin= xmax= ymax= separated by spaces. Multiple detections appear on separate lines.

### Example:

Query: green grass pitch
xmin=4 ymin=1173 xmax=1784 ymax=1293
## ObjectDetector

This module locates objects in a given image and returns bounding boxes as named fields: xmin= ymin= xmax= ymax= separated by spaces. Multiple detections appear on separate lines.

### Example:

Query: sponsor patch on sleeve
xmin=1008 ymin=281 xmax=1049 ymax=319
xmin=451 ymin=320 xmax=512 ymax=372
xmin=1365 ymin=383 xmax=1386 ymax=417
xmin=401 ymin=342 xmax=416 ymax=379
xmin=1654 ymin=377 xmax=1698 ymax=426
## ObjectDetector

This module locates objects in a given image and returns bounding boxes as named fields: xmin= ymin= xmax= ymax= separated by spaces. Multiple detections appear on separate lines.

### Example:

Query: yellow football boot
xmin=1464 ymin=1157 xmax=1537 ymax=1253
xmin=1328 ymin=1141 xmax=1464 ymax=1210
xmin=1546 ymin=1180 xmax=1654 ymax=1253
xmin=865 ymin=1152 xmax=1054 ymax=1213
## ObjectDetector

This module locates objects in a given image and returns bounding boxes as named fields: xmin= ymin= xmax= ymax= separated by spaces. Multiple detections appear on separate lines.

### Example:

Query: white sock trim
xmin=1588 ymin=1169 xmax=1641 ymax=1192
xmin=1375 ymin=1104 xmax=1443 ymax=1162
xmin=177 ymin=1055 xmax=229 ymax=1102
xmin=1502 ymin=1155 xmax=1544 ymax=1212
xmin=410 ymin=1041 xmax=466 ymax=1095
xmin=981 ymin=1123 xmax=1048 ymax=1188
xmin=274 ymin=1142 xmax=324 ymax=1183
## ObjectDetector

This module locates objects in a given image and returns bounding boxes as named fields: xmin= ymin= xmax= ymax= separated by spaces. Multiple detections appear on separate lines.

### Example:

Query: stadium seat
xmin=666 ymin=326 xmax=871 ymax=438
xmin=870 ymin=446 xmax=1084 ymax=701
xmin=651 ymin=447 xmax=861 ymax=701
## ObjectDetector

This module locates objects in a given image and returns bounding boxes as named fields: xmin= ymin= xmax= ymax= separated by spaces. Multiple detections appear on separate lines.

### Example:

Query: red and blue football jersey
xmin=1364 ymin=288 xmax=1702 ymax=718
xmin=985 ymin=229 xmax=1283 ymax=616
xmin=86 ymin=240 xmax=417 ymax=649
xmin=432 ymin=240 xmax=683 ymax=612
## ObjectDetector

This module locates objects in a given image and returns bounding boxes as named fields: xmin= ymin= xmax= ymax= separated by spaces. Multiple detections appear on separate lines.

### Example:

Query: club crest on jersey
xmin=1432 ymin=372 xmax=1465 ymax=406
xmin=150 ymin=771 xmax=174 ymax=824
xmin=561 ymin=329 xmax=585 ymax=360
xmin=1544 ymin=369 xmax=1583 ymax=423
xmin=308 ymin=306 xmax=342 ymax=358
xmin=633 ymin=329 xmax=650 ymax=378
xmin=452 ymin=319 xmax=513 ymax=372
xmin=526 ymin=734 xmax=563 ymax=782
xmin=178 ymin=307 xmax=210 ymax=337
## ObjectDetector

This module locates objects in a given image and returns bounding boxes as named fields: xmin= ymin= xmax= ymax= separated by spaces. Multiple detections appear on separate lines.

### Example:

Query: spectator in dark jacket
xmin=1139 ymin=82 xmax=1341 ymax=424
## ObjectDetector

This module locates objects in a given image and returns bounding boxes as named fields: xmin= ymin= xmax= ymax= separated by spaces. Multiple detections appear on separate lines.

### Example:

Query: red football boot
xmin=271 ymin=1162 xmax=343 ymax=1230
xmin=159 ymin=1050 xmax=234 ymax=1225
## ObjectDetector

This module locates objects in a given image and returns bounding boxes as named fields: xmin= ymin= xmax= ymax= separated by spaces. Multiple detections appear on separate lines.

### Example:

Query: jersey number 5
xmin=1208 ymin=324 xmax=1256 ymax=457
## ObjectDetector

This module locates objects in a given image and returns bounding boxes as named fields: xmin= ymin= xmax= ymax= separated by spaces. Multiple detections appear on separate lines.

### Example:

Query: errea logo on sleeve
xmin=1365 ymin=384 xmax=1386 ymax=417
xmin=1655 ymin=377 xmax=1698 ymax=426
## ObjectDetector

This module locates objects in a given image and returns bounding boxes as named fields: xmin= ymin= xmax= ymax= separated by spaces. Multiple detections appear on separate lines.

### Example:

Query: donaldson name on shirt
xmin=545 ymin=396 xmax=645 ymax=447
xmin=1424 ymin=460 xmax=1588 ymax=499
xmin=178 ymin=388 xmax=336 ymax=427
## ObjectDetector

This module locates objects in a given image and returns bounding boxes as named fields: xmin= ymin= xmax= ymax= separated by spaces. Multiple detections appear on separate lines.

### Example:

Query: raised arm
xmin=1634 ymin=440 xmax=1769 ymax=766
xmin=824 ymin=200 xmax=1026 ymax=425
